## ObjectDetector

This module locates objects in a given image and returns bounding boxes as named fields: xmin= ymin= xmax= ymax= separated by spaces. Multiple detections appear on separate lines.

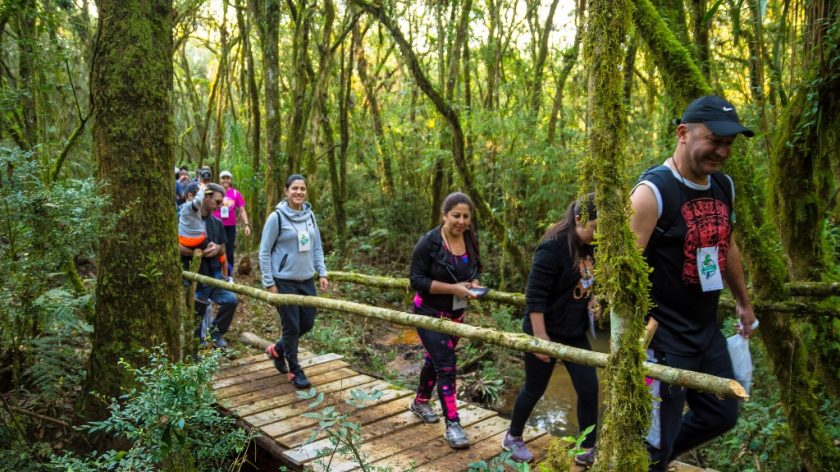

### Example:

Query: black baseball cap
xmin=680 ymin=95 xmax=754 ymax=137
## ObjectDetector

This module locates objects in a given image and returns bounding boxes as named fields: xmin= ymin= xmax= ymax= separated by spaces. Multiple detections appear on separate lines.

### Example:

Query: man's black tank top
xmin=637 ymin=164 xmax=734 ymax=355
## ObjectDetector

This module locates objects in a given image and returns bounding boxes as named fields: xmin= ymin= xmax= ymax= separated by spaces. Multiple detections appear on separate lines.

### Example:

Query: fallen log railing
xmin=183 ymin=271 xmax=747 ymax=399
xmin=329 ymin=271 xmax=526 ymax=306
xmin=330 ymin=271 xmax=839 ymax=317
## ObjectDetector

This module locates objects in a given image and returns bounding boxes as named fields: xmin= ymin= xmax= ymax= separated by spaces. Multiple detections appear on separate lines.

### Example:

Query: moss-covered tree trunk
xmin=770 ymin=0 xmax=840 ymax=400
xmin=13 ymin=0 xmax=38 ymax=150
xmin=582 ymin=1 xmax=653 ymax=470
xmin=235 ymin=0 xmax=264 ymax=242
xmin=285 ymin=0 xmax=313 ymax=175
xmin=353 ymin=21 xmax=394 ymax=196
xmin=80 ymin=0 xmax=182 ymax=420
xmin=633 ymin=0 xmax=710 ymax=111
xmin=254 ymin=0 xmax=283 ymax=214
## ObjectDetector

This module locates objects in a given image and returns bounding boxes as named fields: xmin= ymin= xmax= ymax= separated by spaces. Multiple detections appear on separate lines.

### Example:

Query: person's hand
xmin=243 ymin=224 xmax=252 ymax=237
xmin=266 ymin=285 xmax=278 ymax=294
xmin=469 ymin=280 xmax=483 ymax=289
xmin=735 ymin=304 xmax=757 ymax=338
xmin=319 ymin=277 xmax=330 ymax=291
xmin=534 ymin=333 xmax=552 ymax=363
xmin=454 ymin=282 xmax=478 ymax=299
xmin=588 ymin=297 xmax=602 ymax=322
xmin=204 ymin=242 xmax=222 ymax=257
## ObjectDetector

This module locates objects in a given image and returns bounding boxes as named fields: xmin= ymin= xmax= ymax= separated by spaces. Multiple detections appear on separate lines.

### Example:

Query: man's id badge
xmin=220 ymin=204 xmax=230 ymax=218
xmin=452 ymin=295 xmax=467 ymax=311
xmin=297 ymin=230 xmax=311 ymax=252
xmin=697 ymin=246 xmax=723 ymax=292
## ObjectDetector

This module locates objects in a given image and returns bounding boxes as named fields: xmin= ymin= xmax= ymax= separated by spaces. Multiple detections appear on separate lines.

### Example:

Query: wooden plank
xmin=278 ymin=394 xmax=419 ymax=452
xmin=364 ymin=416 xmax=511 ymax=472
xmin=416 ymin=424 xmax=545 ymax=472
xmin=216 ymin=353 xmax=268 ymax=374
xmin=308 ymin=404 xmax=498 ymax=472
xmin=270 ymin=383 xmax=411 ymax=446
xmin=283 ymin=399 xmax=430 ymax=465
xmin=233 ymin=375 xmax=374 ymax=422
xmin=222 ymin=366 xmax=359 ymax=408
xmin=218 ymin=360 xmax=353 ymax=404
xmin=213 ymin=351 xmax=326 ymax=388
xmin=215 ymin=351 xmax=311 ymax=379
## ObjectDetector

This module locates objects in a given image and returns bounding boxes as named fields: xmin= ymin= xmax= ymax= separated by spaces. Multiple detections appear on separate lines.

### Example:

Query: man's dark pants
xmin=194 ymin=271 xmax=238 ymax=341
xmin=648 ymin=331 xmax=739 ymax=471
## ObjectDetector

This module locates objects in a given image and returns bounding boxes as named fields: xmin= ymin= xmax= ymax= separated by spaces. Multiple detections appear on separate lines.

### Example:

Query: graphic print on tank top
xmin=681 ymin=197 xmax=731 ymax=284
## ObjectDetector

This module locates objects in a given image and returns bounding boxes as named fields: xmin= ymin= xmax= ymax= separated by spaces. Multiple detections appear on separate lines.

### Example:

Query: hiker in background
xmin=259 ymin=174 xmax=329 ymax=389
xmin=179 ymin=183 xmax=237 ymax=349
xmin=214 ymin=170 xmax=251 ymax=280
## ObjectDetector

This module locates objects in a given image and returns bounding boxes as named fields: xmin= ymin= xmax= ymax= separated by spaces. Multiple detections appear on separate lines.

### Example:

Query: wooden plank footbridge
xmin=214 ymin=345 xmax=552 ymax=471
xmin=183 ymin=271 xmax=741 ymax=471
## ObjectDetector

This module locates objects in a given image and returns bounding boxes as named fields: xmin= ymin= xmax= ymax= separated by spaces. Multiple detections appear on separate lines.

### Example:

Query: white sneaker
xmin=227 ymin=276 xmax=234 ymax=283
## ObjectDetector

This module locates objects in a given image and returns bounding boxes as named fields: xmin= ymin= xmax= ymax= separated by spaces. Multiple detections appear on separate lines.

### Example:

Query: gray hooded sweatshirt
xmin=258 ymin=200 xmax=327 ymax=287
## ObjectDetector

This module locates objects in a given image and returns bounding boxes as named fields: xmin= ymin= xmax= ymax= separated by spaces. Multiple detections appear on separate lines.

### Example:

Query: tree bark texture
xmin=633 ymin=0 xmax=712 ymax=110
xmin=83 ymin=0 xmax=182 ymax=420
xmin=258 ymin=0 xmax=283 ymax=215
xmin=285 ymin=0 xmax=313 ymax=175
xmin=528 ymin=0 xmax=561 ymax=116
xmin=353 ymin=21 xmax=394 ymax=195
xmin=235 ymin=0 xmax=264 ymax=240
xmin=183 ymin=271 xmax=746 ymax=399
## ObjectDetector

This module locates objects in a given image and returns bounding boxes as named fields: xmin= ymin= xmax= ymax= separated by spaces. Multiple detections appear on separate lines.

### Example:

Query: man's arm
xmin=629 ymin=184 xmax=659 ymax=249
xmin=723 ymin=238 xmax=756 ymax=337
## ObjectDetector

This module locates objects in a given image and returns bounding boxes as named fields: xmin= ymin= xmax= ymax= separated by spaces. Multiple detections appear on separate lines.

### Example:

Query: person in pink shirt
xmin=214 ymin=170 xmax=251 ymax=278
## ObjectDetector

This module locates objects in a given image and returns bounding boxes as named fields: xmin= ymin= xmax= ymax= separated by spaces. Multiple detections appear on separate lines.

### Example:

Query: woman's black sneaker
xmin=265 ymin=344 xmax=288 ymax=374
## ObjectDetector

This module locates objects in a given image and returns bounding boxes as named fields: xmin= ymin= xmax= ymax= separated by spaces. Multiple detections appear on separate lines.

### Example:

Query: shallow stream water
xmin=497 ymin=326 xmax=610 ymax=438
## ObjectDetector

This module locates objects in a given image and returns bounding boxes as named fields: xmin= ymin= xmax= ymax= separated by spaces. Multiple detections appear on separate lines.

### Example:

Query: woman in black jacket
xmin=408 ymin=192 xmax=484 ymax=449
xmin=502 ymin=194 xmax=599 ymax=466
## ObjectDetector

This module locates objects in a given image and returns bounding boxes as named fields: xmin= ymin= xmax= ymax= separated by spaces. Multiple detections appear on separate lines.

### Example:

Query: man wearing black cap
xmin=630 ymin=95 xmax=757 ymax=471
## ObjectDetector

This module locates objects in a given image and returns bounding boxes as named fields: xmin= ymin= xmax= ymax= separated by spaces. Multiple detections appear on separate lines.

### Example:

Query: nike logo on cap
xmin=722 ymin=106 xmax=734 ymax=111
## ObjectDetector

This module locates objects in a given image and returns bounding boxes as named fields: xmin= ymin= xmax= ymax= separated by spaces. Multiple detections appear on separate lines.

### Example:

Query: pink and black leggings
xmin=414 ymin=313 xmax=464 ymax=422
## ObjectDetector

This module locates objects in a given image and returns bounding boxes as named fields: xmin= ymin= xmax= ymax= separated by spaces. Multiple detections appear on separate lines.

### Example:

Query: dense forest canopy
xmin=1 ymin=0 xmax=838 ymax=470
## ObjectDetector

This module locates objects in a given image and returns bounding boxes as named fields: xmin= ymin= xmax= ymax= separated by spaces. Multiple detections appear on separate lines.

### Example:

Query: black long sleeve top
xmin=409 ymin=226 xmax=480 ymax=316
xmin=523 ymin=233 xmax=593 ymax=342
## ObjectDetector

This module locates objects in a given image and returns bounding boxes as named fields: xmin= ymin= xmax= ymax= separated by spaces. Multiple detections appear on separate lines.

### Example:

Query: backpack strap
xmin=270 ymin=210 xmax=317 ymax=254
xmin=271 ymin=210 xmax=286 ymax=254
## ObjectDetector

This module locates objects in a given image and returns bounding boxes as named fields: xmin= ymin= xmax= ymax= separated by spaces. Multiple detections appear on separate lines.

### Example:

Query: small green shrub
xmin=52 ymin=347 xmax=254 ymax=472
xmin=299 ymin=386 xmax=397 ymax=472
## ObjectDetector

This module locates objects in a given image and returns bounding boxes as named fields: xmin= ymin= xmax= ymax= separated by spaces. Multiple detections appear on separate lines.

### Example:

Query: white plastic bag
xmin=727 ymin=333 xmax=753 ymax=394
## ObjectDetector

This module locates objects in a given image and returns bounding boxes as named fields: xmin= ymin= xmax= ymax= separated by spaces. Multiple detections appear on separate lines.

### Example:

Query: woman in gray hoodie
xmin=258 ymin=174 xmax=329 ymax=388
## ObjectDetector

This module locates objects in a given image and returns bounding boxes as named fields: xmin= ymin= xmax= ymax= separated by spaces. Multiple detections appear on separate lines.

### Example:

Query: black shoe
xmin=290 ymin=369 xmax=311 ymax=389
xmin=266 ymin=344 xmax=288 ymax=373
